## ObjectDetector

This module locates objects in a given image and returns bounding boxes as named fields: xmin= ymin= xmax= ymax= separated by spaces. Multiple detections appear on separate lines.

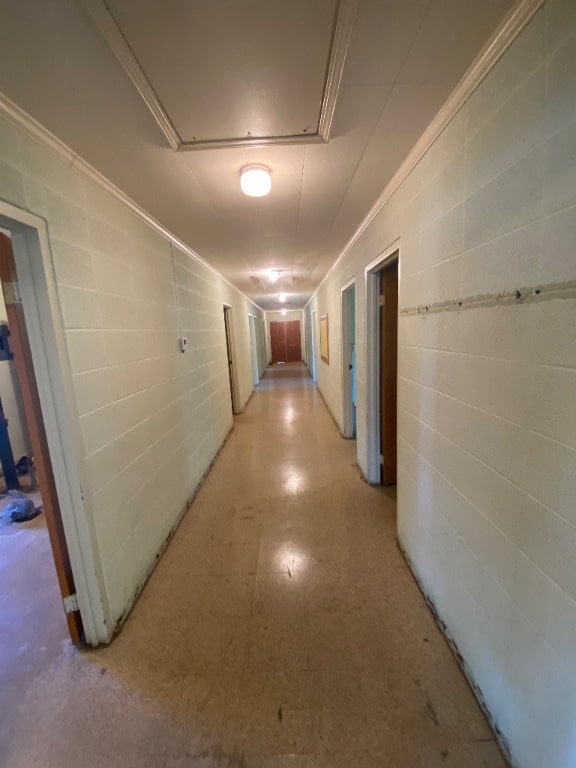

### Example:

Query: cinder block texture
xmin=307 ymin=2 xmax=576 ymax=767
xmin=0 ymin=120 xmax=266 ymax=628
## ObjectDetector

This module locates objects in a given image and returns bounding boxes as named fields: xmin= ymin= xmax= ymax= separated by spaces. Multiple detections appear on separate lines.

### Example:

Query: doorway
xmin=379 ymin=262 xmax=398 ymax=485
xmin=270 ymin=320 xmax=302 ymax=363
xmin=305 ymin=313 xmax=312 ymax=373
xmin=365 ymin=245 xmax=399 ymax=484
xmin=0 ymin=233 xmax=83 ymax=643
xmin=310 ymin=311 xmax=317 ymax=381
xmin=223 ymin=306 xmax=238 ymax=412
xmin=341 ymin=282 xmax=356 ymax=439
xmin=248 ymin=314 xmax=259 ymax=386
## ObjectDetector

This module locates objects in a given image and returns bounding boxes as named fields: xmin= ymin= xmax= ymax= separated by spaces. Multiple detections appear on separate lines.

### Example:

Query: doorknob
xmin=348 ymin=363 xmax=353 ymax=370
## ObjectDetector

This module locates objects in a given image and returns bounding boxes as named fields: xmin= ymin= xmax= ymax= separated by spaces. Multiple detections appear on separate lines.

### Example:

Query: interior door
xmin=285 ymin=320 xmax=301 ymax=362
xmin=270 ymin=321 xmax=286 ymax=363
xmin=0 ymin=234 xmax=83 ymax=643
xmin=380 ymin=261 xmax=398 ymax=485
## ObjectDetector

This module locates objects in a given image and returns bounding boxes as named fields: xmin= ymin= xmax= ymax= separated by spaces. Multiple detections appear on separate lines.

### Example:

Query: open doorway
xmin=0 ymin=203 xmax=108 ymax=646
xmin=365 ymin=245 xmax=399 ymax=485
xmin=341 ymin=281 xmax=356 ymax=439
xmin=0 ymin=232 xmax=83 ymax=651
xmin=223 ymin=305 xmax=238 ymax=412
xmin=248 ymin=314 xmax=259 ymax=386
xmin=379 ymin=262 xmax=398 ymax=485
xmin=310 ymin=310 xmax=317 ymax=382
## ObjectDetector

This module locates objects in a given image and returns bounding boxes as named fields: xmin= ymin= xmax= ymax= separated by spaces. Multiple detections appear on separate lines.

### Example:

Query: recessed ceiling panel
xmin=103 ymin=0 xmax=343 ymax=147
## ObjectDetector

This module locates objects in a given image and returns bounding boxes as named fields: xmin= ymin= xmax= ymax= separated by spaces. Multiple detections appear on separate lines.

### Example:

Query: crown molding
xmin=80 ymin=0 xmax=180 ymax=150
xmin=81 ymin=0 xmax=356 ymax=151
xmin=309 ymin=0 xmax=546 ymax=301
xmin=1 ymin=94 xmax=75 ymax=166
xmin=0 ymin=92 xmax=265 ymax=313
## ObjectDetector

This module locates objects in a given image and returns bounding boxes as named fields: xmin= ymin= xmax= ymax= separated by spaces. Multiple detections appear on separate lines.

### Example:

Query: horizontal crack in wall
xmin=400 ymin=279 xmax=576 ymax=316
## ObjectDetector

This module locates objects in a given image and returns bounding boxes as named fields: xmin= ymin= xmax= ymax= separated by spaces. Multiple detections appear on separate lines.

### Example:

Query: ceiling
xmin=0 ymin=0 xmax=514 ymax=310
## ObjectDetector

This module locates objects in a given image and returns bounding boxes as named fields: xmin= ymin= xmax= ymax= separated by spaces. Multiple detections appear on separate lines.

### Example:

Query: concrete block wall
xmin=306 ymin=281 xmax=347 ymax=431
xmin=307 ymin=2 xmax=576 ymax=766
xmin=0 ymin=114 xmax=264 ymax=631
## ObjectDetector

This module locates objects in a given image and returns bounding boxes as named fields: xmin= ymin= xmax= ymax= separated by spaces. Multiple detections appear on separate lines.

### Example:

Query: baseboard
xmin=109 ymin=424 xmax=235 ymax=640
xmin=397 ymin=538 xmax=514 ymax=768
xmin=314 ymin=382 xmax=347 ymax=438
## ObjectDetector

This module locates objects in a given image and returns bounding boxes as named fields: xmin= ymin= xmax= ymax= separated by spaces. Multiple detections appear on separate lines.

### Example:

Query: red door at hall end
xmin=270 ymin=320 xmax=301 ymax=363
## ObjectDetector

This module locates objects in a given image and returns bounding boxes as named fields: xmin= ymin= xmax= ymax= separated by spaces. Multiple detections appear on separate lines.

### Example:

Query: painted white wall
xmin=0 ymin=112 xmax=265 ymax=633
xmin=0 ymin=276 xmax=32 ymax=460
xmin=305 ymin=296 xmax=342 ymax=427
xmin=307 ymin=2 xmax=576 ymax=766
xmin=265 ymin=309 xmax=305 ymax=362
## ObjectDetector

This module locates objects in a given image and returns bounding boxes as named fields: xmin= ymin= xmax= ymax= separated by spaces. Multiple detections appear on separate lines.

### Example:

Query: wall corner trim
xmin=308 ymin=0 xmax=546 ymax=303
xmin=0 ymin=93 xmax=265 ymax=313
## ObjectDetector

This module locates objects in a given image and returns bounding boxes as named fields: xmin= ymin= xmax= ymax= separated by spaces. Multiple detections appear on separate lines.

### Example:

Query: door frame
xmin=365 ymin=239 xmax=400 ymax=484
xmin=248 ymin=313 xmax=259 ymax=386
xmin=341 ymin=278 xmax=356 ymax=439
xmin=0 ymin=200 xmax=110 ymax=645
xmin=0 ymin=233 xmax=83 ymax=643
xmin=310 ymin=310 xmax=317 ymax=382
xmin=304 ymin=312 xmax=311 ymax=371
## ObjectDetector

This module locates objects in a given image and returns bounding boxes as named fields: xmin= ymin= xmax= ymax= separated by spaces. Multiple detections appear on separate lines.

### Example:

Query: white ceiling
xmin=104 ymin=0 xmax=339 ymax=144
xmin=0 ymin=0 xmax=514 ymax=309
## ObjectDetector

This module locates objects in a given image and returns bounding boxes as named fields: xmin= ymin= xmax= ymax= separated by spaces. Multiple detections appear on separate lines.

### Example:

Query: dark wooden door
xmin=380 ymin=261 xmax=398 ymax=485
xmin=270 ymin=321 xmax=286 ymax=363
xmin=270 ymin=321 xmax=302 ymax=363
xmin=0 ymin=234 xmax=83 ymax=643
xmin=285 ymin=321 xmax=301 ymax=362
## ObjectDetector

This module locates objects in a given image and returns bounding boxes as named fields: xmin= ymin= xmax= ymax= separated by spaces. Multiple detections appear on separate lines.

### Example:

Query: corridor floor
xmin=2 ymin=363 xmax=507 ymax=768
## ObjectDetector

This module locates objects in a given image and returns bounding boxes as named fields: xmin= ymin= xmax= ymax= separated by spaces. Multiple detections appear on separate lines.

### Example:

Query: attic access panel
xmin=84 ymin=0 xmax=356 ymax=150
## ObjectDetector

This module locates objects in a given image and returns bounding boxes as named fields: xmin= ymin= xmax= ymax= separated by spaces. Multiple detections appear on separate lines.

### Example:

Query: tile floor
xmin=1 ymin=363 xmax=507 ymax=767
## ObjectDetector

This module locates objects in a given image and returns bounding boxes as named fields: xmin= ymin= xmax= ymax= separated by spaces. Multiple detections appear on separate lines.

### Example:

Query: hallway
xmin=3 ymin=364 xmax=505 ymax=768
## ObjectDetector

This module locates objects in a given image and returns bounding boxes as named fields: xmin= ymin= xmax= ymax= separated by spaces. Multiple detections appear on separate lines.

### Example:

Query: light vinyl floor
xmin=1 ymin=363 xmax=507 ymax=768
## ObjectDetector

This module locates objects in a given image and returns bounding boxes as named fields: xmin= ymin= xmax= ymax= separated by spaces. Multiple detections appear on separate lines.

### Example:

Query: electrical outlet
xmin=179 ymin=336 xmax=188 ymax=353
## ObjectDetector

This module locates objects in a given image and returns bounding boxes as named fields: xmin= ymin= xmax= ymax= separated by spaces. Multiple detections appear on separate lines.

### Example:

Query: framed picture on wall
xmin=319 ymin=313 xmax=329 ymax=364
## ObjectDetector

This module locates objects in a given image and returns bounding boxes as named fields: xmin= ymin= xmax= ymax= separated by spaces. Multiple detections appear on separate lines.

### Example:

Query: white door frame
xmin=364 ymin=239 xmax=400 ymax=484
xmin=304 ymin=312 xmax=312 ymax=373
xmin=0 ymin=200 xmax=110 ymax=645
xmin=341 ymin=278 xmax=356 ymax=438
xmin=310 ymin=309 xmax=317 ymax=382
xmin=248 ymin=313 xmax=259 ymax=386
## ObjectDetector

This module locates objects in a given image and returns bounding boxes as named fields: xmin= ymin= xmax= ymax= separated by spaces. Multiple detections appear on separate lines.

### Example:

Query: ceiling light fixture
xmin=279 ymin=293 xmax=287 ymax=303
xmin=281 ymin=309 xmax=287 ymax=316
xmin=240 ymin=164 xmax=271 ymax=197
xmin=268 ymin=269 xmax=282 ymax=283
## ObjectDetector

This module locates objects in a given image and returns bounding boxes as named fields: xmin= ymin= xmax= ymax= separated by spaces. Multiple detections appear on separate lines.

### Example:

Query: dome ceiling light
xmin=240 ymin=164 xmax=271 ymax=197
